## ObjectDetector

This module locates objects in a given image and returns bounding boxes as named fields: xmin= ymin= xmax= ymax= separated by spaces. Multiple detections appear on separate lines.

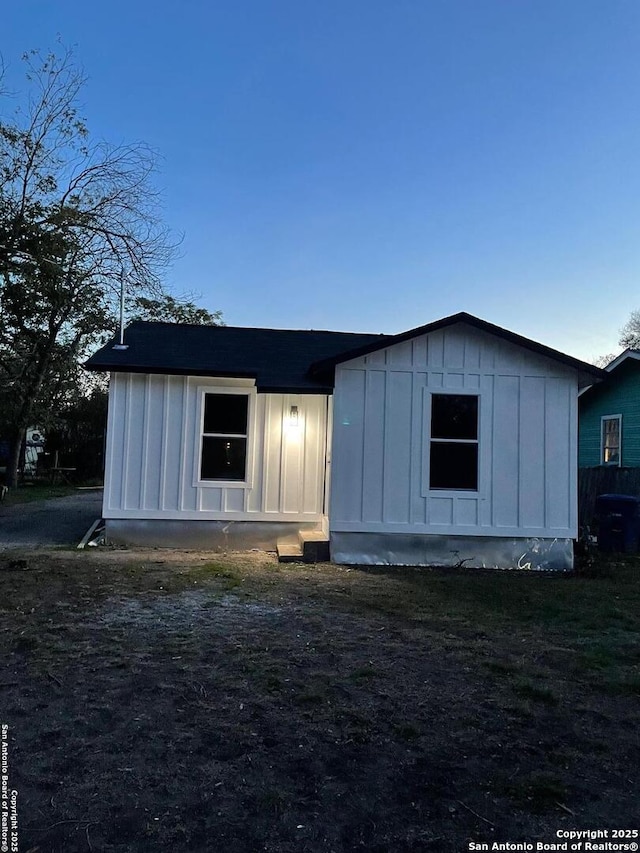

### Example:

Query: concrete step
xmin=276 ymin=538 xmax=303 ymax=562
xmin=276 ymin=531 xmax=330 ymax=563
xmin=299 ymin=530 xmax=327 ymax=542
xmin=299 ymin=530 xmax=330 ymax=563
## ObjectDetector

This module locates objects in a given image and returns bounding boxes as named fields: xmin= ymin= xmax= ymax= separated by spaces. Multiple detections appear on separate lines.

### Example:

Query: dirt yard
xmin=1 ymin=547 xmax=638 ymax=852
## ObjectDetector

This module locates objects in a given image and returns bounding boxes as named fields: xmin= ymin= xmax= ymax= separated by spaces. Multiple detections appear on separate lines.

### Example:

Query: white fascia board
xmin=604 ymin=349 xmax=640 ymax=372
xmin=578 ymin=350 xmax=638 ymax=395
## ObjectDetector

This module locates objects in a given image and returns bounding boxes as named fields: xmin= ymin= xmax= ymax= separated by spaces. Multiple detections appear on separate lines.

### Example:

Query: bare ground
xmin=1 ymin=548 xmax=638 ymax=852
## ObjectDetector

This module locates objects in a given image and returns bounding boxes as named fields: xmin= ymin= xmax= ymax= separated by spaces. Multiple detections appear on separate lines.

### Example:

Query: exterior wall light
xmin=289 ymin=405 xmax=300 ymax=428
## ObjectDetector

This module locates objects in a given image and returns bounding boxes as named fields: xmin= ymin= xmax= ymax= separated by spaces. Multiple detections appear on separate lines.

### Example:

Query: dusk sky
xmin=4 ymin=1 xmax=640 ymax=362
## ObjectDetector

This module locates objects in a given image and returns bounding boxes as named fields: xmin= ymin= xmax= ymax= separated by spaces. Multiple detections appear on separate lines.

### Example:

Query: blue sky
xmin=3 ymin=1 xmax=640 ymax=361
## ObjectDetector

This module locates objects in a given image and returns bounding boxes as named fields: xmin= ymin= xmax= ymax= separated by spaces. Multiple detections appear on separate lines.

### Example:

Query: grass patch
xmin=332 ymin=561 xmax=640 ymax=706
xmin=569 ymin=633 xmax=640 ymax=698
xmin=348 ymin=664 xmax=380 ymax=682
xmin=189 ymin=562 xmax=242 ymax=590
xmin=2 ymin=484 xmax=78 ymax=505
xmin=258 ymin=789 xmax=289 ymax=816
xmin=296 ymin=690 xmax=326 ymax=706
xmin=393 ymin=722 xmax=421 ymax=741
xmin=577 ymin=644 xmax=616 ymax=671
xmin=506 ymin=772 xmax=568 ymax=814
xmin=512 ymin=679 xmax=559 ymax=706
xmin=600 ymin=674 xmax=640 ymax=696
xmin=350 ymin=559 xmax=640 ymax=637
xmin=483 ymin=659 xmax=520 ymax=675
xmin=262 ymin=673 xmax=284 ymax=694
xmin=198 ymin=562 xmax=241 ymax=580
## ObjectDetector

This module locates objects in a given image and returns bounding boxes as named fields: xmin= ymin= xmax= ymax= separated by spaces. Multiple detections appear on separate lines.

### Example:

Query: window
xmin=601 ymin=415 xmax=622 ymax=466
xmin=429 ymin=394 xmax=479 ymax=490
xmin=200 ymin=393 xmax=249 ymax=481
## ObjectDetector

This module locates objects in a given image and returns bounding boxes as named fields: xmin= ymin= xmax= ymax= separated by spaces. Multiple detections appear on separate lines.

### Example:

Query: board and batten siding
xmin=579 ymin=361 xmax=640 ymax=468
xmin=330 ymin=325 xmax=579 ymax=539
xmin=104 ymin=373 xmax=329 ymax=521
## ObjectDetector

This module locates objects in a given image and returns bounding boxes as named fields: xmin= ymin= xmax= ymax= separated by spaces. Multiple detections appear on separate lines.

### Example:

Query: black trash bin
xmin=595 ymin=494 xmax=640 ymax=553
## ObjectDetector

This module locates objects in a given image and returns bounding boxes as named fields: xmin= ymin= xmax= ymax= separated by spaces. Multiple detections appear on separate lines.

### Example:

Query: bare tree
xmin=0 ymin=47 xmax=177 ymax=486
xmin=619 ymin=310 xmax=640 ymax=351
xmin=591 ymin=352 xmax=618 ymax=369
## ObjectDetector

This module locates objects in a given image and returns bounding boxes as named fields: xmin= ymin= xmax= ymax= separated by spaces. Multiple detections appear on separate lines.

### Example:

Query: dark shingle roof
xmin=85 ymin=313 xmax=604 ymax=393
xmin=84 ymin=321 xmax=390 ymax=392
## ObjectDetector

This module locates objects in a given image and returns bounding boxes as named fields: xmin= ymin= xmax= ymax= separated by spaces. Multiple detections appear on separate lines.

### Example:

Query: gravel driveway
xmin=0 ymin=490 xmax=103 ymax=549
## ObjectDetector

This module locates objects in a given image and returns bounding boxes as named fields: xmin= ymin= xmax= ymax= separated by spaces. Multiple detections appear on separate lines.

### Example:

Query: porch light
xmin=289 ymin=405 xmax=300 ymax=428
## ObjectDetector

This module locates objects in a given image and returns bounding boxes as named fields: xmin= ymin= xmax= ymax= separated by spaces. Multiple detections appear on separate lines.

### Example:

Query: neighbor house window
xmin=429 ymin=394 xmax=479 ymax=490
xmin=601 ymin=415 xmax=622 ymax=466
xmin=200 ymin=393 xmax=248 ymax=481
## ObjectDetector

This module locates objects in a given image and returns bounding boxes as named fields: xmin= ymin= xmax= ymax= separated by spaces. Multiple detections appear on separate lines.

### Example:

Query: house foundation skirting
xmin=330 ymin=532 xmax=574 ymax=571
xmin=105 ymin=519 xmax=324 ymax=551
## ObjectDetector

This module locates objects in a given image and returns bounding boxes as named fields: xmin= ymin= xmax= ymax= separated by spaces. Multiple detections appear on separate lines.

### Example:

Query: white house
xmin=86 ymin=313 xmax=602 ymax=570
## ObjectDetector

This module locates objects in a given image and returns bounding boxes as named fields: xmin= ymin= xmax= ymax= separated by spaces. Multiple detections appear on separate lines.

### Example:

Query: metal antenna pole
xmin=113 ymin=269 xmax=129 ymax=350
xmin=119 ymin=269 xmax=125 ymax=346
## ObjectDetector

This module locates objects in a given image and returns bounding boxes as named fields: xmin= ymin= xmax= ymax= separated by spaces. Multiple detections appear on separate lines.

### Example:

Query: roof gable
xmin=310 ymin=312 xmax=604 ymax=386
xmin=604 ymin=349 xmax=640 ymax=372
xmin=579 ymin=349 xmax=640 ymax=400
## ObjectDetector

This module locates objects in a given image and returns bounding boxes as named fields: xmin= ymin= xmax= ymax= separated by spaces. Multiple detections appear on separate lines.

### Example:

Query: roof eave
xmin=84 ymin=363 xmax=259 ymax=381
xmin=83 ymin=362 xmax=332 ymax=394
xmin=604 ymin=349 xmax=640 ymax=372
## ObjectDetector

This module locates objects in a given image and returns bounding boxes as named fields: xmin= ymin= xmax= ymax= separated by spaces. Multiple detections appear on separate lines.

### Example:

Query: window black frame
xmin=429 ymin=393 xmax=479 ymax=491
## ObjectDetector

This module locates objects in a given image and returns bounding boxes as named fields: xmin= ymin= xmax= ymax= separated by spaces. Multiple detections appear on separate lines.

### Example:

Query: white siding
xmin=104 ymin=374 xmax=329 ymax=522
xmin=330 ymin=324 xmax=579 ymax=538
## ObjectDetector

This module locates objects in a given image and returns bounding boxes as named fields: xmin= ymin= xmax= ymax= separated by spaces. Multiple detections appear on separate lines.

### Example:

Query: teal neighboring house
xmin=579 ymin=350 xmax=640 ymax=468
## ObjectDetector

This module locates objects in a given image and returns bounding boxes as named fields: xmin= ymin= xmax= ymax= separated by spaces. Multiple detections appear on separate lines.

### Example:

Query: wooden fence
xmin=578 ymin=467 xmax=640 ymax=529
